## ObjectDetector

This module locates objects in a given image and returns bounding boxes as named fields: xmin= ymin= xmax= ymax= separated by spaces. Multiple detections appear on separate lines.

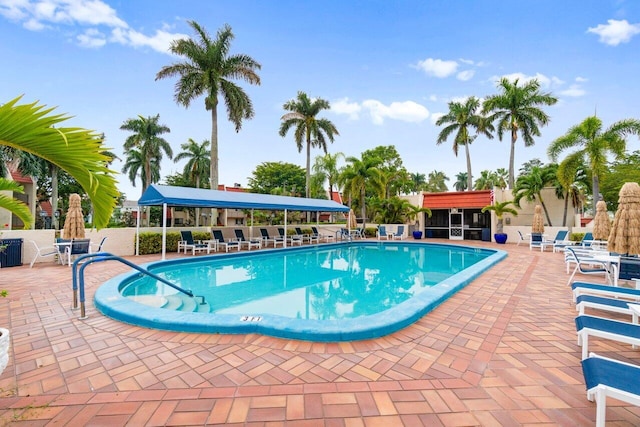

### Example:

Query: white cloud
xmin=415 ymin=58 xmax=458 ymax=78
xmin=332 ymin=98 xmax=429 ymax=125
xmin=77 ymin=27 xmax=105 ymax=47
xmin=559 ymin=84 xmax=586 ymax=97
xmin=490 ymin=72 xmax=564 ymax=89
xmin=575 ymin=76 xmax=588 ymax=83
xmin=0 ymin=0 xmax=186 ymax=54
xmin=331 ymin=98 xmax=362 ymax=120
xmin=588 ymin=19 xmax=640 ymax=46
xmin=457 ymin=70 xmax=475 ymax=81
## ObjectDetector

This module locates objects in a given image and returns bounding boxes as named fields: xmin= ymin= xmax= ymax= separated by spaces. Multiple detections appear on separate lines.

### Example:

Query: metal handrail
xmin=71 ymin=252 xmax=204 ymax=319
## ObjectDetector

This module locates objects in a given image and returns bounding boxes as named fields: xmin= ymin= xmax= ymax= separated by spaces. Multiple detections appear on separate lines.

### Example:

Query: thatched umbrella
xmin=608 ymin=182 xmax=640 ymax=255
xmin=531 ymin=205 xmax=545 ymax=234
xmin=592 ymin=200 xmax=611 ymax=241
xmin=62 ymin=193 xmax=86 ymax=239
xmin=349 ymin=209 xmax=358 ymax=229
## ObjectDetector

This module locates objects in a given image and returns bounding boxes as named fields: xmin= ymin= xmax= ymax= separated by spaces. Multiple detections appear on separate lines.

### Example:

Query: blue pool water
xmin=95 ymin=242 xmax=506 ymax=341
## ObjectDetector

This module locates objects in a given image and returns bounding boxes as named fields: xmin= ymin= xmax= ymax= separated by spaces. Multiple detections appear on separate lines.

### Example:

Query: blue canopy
xmin=138 ymin=184 xmax=349 ymax=212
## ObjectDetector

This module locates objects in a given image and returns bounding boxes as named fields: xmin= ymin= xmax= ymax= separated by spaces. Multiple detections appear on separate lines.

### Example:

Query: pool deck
xmin=1 ymin=239 xmax=639 ymax=426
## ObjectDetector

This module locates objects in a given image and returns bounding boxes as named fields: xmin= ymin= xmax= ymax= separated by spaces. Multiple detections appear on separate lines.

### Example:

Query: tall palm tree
xmin=454 ymin=172 xmax=468 ymax=191
xmin=409 ymin=172 xmax=427 ymax=194
xmin=0 ymin=96 xmax=118 ymax=229
xmin=174 ymin=138 xmax=211 ymax=189
xmin=473 ymin=170 xmax=497 ymax=190
xmin=548 ymin=116 xmax=640 ymax=215
xmin=120 ymin=114 xmax=173 ymax=196
xmin=156 ymin=21 xmax=261 ymax=189
xmin=436 ymin=96 xmax=493 ymax=191
xmin=483 ymin=77 xmax=558 ymax=189
xmin=279 ymin=91 xmax=339 ymax=200
xmin=338 ymin=156 xmax=384 ymax=230
xmin=312 ymin=152 xmax=343 ymax=202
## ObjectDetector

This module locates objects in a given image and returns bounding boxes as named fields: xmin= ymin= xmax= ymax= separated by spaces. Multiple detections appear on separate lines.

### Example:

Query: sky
xmin=1 ymin=0 xmax=639 ymax=201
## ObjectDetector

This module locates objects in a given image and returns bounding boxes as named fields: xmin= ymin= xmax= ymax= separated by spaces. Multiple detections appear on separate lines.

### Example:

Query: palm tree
xmin=174 ymin=138 xmax=211 ymax=189
xmin=473 ymin=170 xmax=497 ymax=190
xmin=547 ymin=116 xmax=640 ymax=215
xmin=483 ymin=77 xmax=558 ymax=189
xmin=481 ymin=200 xmax=518 ymax=234
xmin=156 ymin=21 xmax=261 ymax=189
xmin=338 ymin=156 xmax=384 ymax=230
xmin=454 ymin=172 xmax=468 ymax=191
xmin=122 ymin=148 xmax=160 ymax=191
xmin=513 ymin=165 xmax=558 ymax=226
xmin=409 ymin=172 xmax=427 ymax=194
xmin=312 ymin=152 xmax=343 ymax=202
xmin=279 ymin=91 xmax=339 ymax=200
xmin=0 ymin=179 xmax=32 ymax=227
xmin=0 ymin=96 xmax=118 ymax=229
xmin=426 ymin=170 xmax=449 ymax=192
xmin=436 ymin=96 xmax=493 ymax=191
xmin=120 ymin=114 xmax=173 ymax=196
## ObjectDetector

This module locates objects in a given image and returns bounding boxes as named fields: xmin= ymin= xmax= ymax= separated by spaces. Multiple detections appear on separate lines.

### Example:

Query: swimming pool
xmin=95 ymin=242 xmax=506 ymax=341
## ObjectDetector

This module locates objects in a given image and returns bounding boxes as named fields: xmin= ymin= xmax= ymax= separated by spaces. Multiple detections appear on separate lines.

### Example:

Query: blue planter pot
xmin=494 ymin=233 xmax=508 ymax=244
xmin=412 ymin=231 xmax=423 ymax=239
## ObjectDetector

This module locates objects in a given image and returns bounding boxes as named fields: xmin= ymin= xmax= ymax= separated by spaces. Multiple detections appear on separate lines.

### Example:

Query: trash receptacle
xmin=481 ymin=228 xmax=491 ymax=242
xmin=0 ymin=238 xmax=23 ymax=268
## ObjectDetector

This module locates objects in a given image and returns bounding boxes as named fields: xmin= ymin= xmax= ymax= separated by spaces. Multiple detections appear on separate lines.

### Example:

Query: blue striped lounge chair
xmin=581 ymin=353 xmax=640 ymax=427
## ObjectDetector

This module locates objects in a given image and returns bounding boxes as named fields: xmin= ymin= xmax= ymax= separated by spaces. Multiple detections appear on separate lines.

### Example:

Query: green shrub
xmin=364 ymin=227 xmax=377 ymax=237
xmin=570 ymin=232 xmax=585 ymax=242
xmin=136 ymin=231 xmax=210 ymax=254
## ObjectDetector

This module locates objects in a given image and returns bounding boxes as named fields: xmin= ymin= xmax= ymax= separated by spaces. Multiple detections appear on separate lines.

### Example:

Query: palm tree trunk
xmin=465 ymin=143 xmax=473 ymax=191
xmin=592 ymin=175 xmax=600 ymax=217
xmin=562 ymin=191 xmax=569 ymax=227
xmin=50 ymin=165 xmax=59 ymax=229
xmin=538 ymin=194 xmax=553 ymax=227
xmin=360 ymin=188 xmax=366 ymax=231
xmin=210 ymin=106 xmax=219 ymax=190
xmin=305 ymin=136 xmax=311 ymax=223
xmin=509 ymin=128 xmax=517 ymax=189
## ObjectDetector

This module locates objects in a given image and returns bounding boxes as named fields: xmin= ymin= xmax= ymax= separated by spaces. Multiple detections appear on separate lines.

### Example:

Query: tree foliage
xmin=248 ymin=162 xmax=305 ymax=195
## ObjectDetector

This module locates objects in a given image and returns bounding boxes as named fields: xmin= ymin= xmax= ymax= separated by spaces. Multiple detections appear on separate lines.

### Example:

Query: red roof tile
xmin=423 ymin=190 xmax=492 ymax=209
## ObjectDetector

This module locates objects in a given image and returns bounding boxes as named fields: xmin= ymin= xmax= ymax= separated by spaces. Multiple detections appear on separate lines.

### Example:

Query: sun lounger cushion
xmin=571 ymin=281 xmax=640 ymax=302
xmin=575 ymin=315 xmax=640 ymax=360
xmin=576 ymin=294 xmax=635 ymax=317
xmin=581 ymin=354 xmax=640 ymax=427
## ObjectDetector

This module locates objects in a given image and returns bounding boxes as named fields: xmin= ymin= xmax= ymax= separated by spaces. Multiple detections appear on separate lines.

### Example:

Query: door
xmin=449 ymin=210 xmax=463 ymax=240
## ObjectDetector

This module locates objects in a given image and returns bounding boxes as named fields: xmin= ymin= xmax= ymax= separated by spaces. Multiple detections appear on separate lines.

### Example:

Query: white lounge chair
xmin=581 ymin=353 xmax=640 ymax=427
xmin=377 ymin=225 xmax=390 ymax=240
xmin=575 ymin=315 xmax=640 ymax=360
xmin=391 ymin=225 xmax=405 ymax=240
xmin=565 ymin=247 xmax=612 ymax=286
xmin=29 ymin=240 xmax=59 ymax=268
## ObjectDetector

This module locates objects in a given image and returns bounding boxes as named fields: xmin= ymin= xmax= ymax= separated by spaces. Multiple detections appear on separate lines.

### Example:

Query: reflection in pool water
xmin=97 ymin=242 xmax=506 ymax=341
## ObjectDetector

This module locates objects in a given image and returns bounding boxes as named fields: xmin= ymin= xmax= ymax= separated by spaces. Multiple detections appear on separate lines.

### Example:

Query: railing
xmin=71 ymin=252 xmax=205 ymax=319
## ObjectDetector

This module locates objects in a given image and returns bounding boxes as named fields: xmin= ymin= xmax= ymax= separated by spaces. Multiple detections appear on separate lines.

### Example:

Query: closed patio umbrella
xmin=62 ymin=193 xmax=86 ymax=239
xmin=349 ymin=209 xmax=357 ymax=229
xmin=531 ymin=205 xmax=544 ymax=234
xmin=593 ymin=200 xmax=611 ymax=241
xmin=608 ymin=182 xmax=640 ymax=255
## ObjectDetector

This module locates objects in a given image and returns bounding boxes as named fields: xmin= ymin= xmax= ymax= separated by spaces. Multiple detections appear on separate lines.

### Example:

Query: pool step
xmin=163 ymin=294 xmax=211 ymax=313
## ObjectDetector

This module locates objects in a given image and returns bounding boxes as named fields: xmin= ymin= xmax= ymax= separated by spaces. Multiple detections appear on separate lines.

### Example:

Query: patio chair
xmin=391 ymin=225 xmax=405 ymax=240
xmin=529 ymin=232 xmax=552 ymax=252
xmin=377 ymin=225 xmax=390 ymax=240
xmin=65 ymin=238 xmax=91 ymax=266
xmin=259 ymin=228 xmax=284 ymax=248
xmin=211 ymin=229 xmax=240 ymax=252
xmin=582 ymin=232 xmax=595 ymax=247
xmin=234 ymin=229 xmax=261 ymax=250
xmin=92 ymin=236 xmax=108 ymax=253
xmin=581 ymin=353 xmax=640 ymax=427
xmin=575 ymin=315 xmax=640 ymax=360
xmin=29 ymin=240 xmax=59 ymax=268
xmin=566 ymin=247 xmax=612 ymax=286
xmin=550 ymin=230 xmax=572 ymax=252
xmin=278 ymin=227 xmax=302 ymax=246
xmin=516 ymin=231 xmax=529 ymax=246
xmin=575 ymin=294 xmax=637 ymax=319
xmin=311 ymin=226 xmax=334 ymax=243
xmin=179 ymin=231 xmax=211 ymax=255
xmin=296 ymin=227 xmax=319 ymax=244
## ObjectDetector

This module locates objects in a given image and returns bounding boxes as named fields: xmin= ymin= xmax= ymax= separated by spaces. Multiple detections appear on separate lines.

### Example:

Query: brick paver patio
xmin=1 ymin=240 xmax=639 ymax=426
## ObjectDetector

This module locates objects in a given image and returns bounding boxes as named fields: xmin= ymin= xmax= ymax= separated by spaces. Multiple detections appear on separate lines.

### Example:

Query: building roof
xmin=423 ymin=190 xmax=493 ymax=209
xmin=10 ymin=169 xmax=32 ymax=184
xmin=138 ymin=184 xmax=350 ymax=212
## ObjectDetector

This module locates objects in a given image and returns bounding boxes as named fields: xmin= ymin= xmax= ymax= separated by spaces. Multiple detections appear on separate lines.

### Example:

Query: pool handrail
xmin=72 ymin=252 xmax=203 ymax=319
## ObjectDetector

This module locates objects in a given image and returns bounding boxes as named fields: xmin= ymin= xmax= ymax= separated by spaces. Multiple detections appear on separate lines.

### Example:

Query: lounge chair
xmin=575 ymin=294 xmax=637 ymax=319
xmin=234 ymin=229 xmax=261 ymax=250
xmin=259 ymin=228 xmax=284 ymax=248
xmin=575 ymin=315 xmax=640 ymax=360
xmin=92 ymin=236 xmax=108 ymax=253
xmin=529 ymin=232 xmax=552 ymax=252
xmin=377 ymin=225 xmax=390 ymax=240
xmin=65 ymin=238 xmax=91 ymax=266
xmin=571 ymin=281 xmax=640 ymax=303
xmin=278 ymin=227 xmax=302 ymax=246
xmin=211 ymin=229 xmax=240 ymax=252
xmin=392 ymin=225 xmax=405 ymax=240
xmin=296 ymin=227 xmax=319 ymax=244
xmin=311 ymin=226 xmax=334 ymax=243
xmin=581 ymin=353 xmax=640 ymax=427
xmin=179 ymin=231 xmax=211 ymax=255
xmin=582 ymin=232 xmax=595 ymax=247
xmin=29 ymin=240 xmax=59 ymax=268
xmin=550 ymin=230 xmax=571 ymax=252
xmin=516 ymin=231 xmax=529 ymax=246
xmin=565 ymin=247 xmax=612 ymax=286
